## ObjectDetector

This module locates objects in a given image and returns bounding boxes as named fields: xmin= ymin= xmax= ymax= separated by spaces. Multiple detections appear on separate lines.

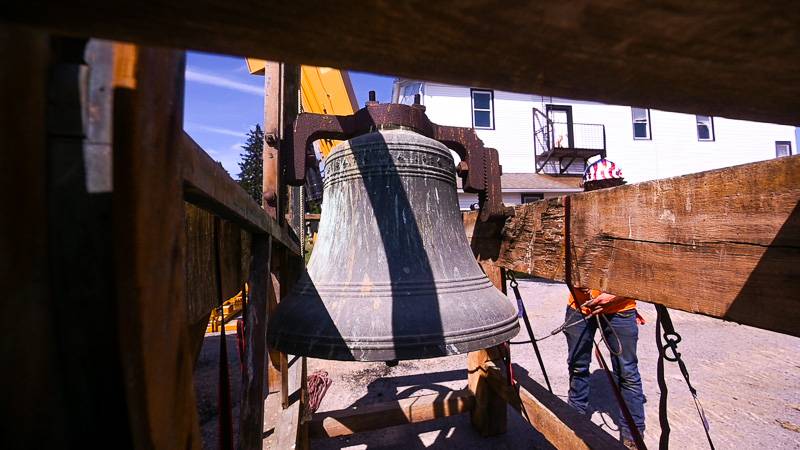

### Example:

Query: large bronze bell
xmin=267 ymin=125 xmax=519 ymax=361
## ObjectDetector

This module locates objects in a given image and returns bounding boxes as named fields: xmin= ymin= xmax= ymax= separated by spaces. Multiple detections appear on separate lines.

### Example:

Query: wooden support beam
xmin=1 ymin=25 xmax=65 ymax=449
xmin=307 ymin=390 xmax=475 ymax=439
xmin=239 ymin=234 xmax=272 ymax=450
xmin=476 ymin=155 xmax=800 ymax=337
xmin=111 ymin=43 xmax=200 ymax=449
xmin=467 ymin=348 xmax=508 ymax=437
xmin=464 ymin=214 xmax=509 ymax=436
xmin=482 ymin=367 xmax=626 ymax=450
xmin=181 ymin=131 xmax=300 ymax=254
xmin=262 ymin=61 xmax=280 ymax=219
xmin=3 ymin=1 xmax=799 ymax=124
xmin=275 ymin=399 xmax=306 ymax=450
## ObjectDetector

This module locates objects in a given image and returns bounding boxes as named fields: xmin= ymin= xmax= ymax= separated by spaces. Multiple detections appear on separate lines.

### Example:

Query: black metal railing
xmin=533 ymin=108 xmax=606 ymax=175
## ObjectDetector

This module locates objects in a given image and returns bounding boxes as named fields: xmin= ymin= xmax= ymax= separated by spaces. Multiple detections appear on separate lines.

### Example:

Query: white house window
xmin=696 ymin=115 xmax=714 ymax=141
xmin=776 ymin=141 xmax=792 ymax=157
xmin=631 ymin=108 xmax=651 ymax=140
xmin=398 ymin=82 xmax=422 ymax=105
xmin=521 ymin=193 xmax=543 ymax=203
xmin=471 ymin=89 xmax=494 ymax=129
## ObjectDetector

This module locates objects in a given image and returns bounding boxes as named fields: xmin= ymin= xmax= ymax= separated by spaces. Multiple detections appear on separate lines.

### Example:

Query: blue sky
xmin=183 ymin=52 xmax=395 ymax=176
xmin=184 ymin=51 xmax=800 ymax=176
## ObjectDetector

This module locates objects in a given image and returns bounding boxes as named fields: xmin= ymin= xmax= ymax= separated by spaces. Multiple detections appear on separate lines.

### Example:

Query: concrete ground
xmin=195 ymin=278 xmax=800 ymax=449
xmin=308 ymin=279 xmax=800 ymax=449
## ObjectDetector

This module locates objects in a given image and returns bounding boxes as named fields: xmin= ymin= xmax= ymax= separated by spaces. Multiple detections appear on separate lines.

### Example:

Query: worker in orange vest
xmin=564 ymin=159 xmax=646 ymax=449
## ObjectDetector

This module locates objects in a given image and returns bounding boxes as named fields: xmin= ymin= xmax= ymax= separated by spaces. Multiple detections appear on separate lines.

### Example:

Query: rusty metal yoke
xmin=286 ymin=98 xmax=507 ymax=221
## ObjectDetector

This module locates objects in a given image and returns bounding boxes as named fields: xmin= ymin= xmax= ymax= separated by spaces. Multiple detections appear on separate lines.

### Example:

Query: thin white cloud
xmin=185 ymin=68 xmax=263 ymax=96
xmin=185 ymin=122 xmax=245 ymax=138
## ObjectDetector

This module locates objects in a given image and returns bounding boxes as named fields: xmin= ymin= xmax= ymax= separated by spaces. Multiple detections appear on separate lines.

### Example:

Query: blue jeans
xmin=564 ymin=306 xmax=645 ymax=440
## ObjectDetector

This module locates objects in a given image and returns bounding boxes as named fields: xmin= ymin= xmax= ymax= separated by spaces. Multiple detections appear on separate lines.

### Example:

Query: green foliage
xmin=237 ymin=124 xmax=264 ymax=205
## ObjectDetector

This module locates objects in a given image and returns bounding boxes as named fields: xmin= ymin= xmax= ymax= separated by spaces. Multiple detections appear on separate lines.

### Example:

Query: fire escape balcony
xmin=533 ymin=108 xmax=606 ymax=176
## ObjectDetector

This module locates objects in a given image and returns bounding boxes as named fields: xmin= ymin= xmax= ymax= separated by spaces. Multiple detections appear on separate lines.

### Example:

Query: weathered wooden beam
xmin=1 ymin=25 xmax=67 ymax=449
xmin=181 ymin=131 xmax=300 ymax=254
xmin=474 ymin=155 xmax=800 ymax=337
xmin=111 ymin=43 xmax=200 ymax=450
xmin=263 ymin=61 xmax=280 ymax=219
xmin=239 ymin=234 xmax=272 ymax=450
xmin=465 ymin=213 xmax=509 ymax=436
xmin=307 ymin=390 xmax=475 ymax=439
xmin=483 ymin=367 xmax=626 ymax=450
xmin=467 ymin=348 xmax=508 ymax=437
xmin=3 ymin=1 xmax=799 ymax=125
xmin=275 ymin=399 xmax=305 ymax=450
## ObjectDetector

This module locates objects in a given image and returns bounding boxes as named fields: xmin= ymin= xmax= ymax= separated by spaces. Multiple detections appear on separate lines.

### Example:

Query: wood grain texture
xmin=112 ymin=44 xmax=201 ymax=450
xmin=3 ymin=1 xmax=799 ymax=124
xmin=1 ymin=25 xmax=64 ymax=449
xmin=474 ymin=155 xmax=800 ymax=337
xmin=307 ymin=390 xmax=475 ymax=439
xmin=467 ymin=348 xmax=508 ymax=437
xmin=483 ymin=368 xmax=626 ymax=450
xmin=181 ymin=131 xmax=300 ymax=254
xmin=263 ymin=61 xmax=280 ymax=219
xmin=239 ymin=234 xmax=271 ymax=450
xmin=464 ymin=213 xmax=509 ymax=436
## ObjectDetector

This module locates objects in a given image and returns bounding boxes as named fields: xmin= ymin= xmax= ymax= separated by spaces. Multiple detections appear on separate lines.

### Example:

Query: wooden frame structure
xmin=3 ymin=2 xmax=798 ymax=449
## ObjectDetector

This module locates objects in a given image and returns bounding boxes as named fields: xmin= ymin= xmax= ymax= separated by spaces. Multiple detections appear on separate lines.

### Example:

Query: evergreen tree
xmin=237 ymin=124 xmax=264 ymax=205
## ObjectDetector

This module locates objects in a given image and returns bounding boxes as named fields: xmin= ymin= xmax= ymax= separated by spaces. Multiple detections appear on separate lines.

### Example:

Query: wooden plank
xmin=483 ymin=369 xmax=626 ymax=450
xmin=463 ymin=213 xmax=509 ymax=436
xmin=1 ymin=25 xmax=65 ymax=449
xmin=467 ymin=348 xmax=508 ymax=437
xmin=482 ymin=155 xmax=800 ymax=337
xmin=307 ymin=390 xmax=476 ymax=439
xmin=45 ymin=37 xmax=136 ymax=446
xmin=111 ymin=43 xmax=200 ymax=450
xmin=181 ymin=131 xmax=300 ymax=254
xmin=3 ymin=1 xmax=799 ymax=124
xmin=263 ymin=61 xmax=280 ymax=219
xmin=269 ymin=353 xmax=307 ymax=449
xmin=239 ymin=234 xmax=272 ymax=450
xmin=274 ymin=399 xmax=305 ymax=450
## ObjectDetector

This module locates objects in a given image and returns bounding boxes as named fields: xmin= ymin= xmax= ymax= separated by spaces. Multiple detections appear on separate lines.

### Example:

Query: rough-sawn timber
xmin=468 ymin=155 xmax=800 ymax=337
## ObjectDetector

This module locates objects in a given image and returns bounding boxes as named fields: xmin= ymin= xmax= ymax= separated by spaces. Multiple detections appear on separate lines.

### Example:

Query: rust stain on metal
xmin=288 ymin=101 xmax=507 ymax=221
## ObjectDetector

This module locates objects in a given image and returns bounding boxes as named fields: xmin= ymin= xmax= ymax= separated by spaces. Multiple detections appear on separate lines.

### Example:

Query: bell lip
xmin=267 ymin=319 xmax=520 ymax=362
xmin=268 ymin=309 xmax=519 ymax=343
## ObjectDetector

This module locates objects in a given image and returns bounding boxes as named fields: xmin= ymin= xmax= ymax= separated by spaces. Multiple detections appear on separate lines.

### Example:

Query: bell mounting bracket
xmin=286 ymin=99 xmax=508 ymax=221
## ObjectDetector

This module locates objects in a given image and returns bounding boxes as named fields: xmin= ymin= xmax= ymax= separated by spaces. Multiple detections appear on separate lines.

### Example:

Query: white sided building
xmin=392 ymin=80 xmax=797 ymax=210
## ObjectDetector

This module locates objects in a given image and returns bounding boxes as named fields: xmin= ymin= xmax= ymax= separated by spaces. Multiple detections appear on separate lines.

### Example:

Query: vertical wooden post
xmin=112 ymin=44 xmax=200 ymax=450
xmin=1 ymin=25 xmax=66 ymax=449
xmin=263 ymin=61 xmax=281 ymax=220
xmin=239 ymin=234 xmax=272 ymax=450
xmin=464 ymin=212 xmax=509 ymax=436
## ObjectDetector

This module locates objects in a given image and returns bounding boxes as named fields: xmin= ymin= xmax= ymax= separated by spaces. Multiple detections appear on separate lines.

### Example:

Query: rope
xmin=506 ymin=271 xmax=553 ymax=392
xmin=655 ymin=304 xmax=715 ymax=450
xmin=306 ymin=370 xmax=333 ymax=414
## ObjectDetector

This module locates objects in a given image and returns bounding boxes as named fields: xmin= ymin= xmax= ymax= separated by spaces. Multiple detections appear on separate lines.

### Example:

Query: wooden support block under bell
xmin=307 ymin=390 xmax=475 ymax=439
xmin=467 ymin=348 xmax=508 ymax=437
xmin=480 ymin=364 xmax=626 ymax=450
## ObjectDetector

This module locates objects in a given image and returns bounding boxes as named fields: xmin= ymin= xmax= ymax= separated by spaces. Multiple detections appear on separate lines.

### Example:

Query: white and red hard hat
xmin=582 ymin=158 xmax=624 ymax=185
